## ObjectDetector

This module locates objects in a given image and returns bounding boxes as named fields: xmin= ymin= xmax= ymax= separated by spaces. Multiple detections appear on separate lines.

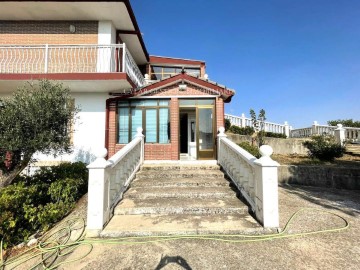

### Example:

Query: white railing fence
xmin=86 ymin=127 xmax=144 ymax=236
xmin=217 ymin=127 xmax=279 ymax=228
xmin=0 ymin=43 xmax=145 ymax=88
xmin=225 ymin=113 xmax=290 ymax=137
xmin=290 ymin=121 xmax=360 ymax=143
xmin=226 ymin=114 xmax=360 ymax=143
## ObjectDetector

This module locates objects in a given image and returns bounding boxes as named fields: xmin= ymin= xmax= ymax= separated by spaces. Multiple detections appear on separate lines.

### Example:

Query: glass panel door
xmin=197 ymin=107 xmax=215 ymax=159
xmin=145 ymin=109 xmax=157 ymax=143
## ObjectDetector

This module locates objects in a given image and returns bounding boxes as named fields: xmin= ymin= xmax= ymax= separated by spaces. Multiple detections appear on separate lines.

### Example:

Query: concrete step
xmin=346 ymin=144 xmax=360 ymax=156
xmin=135 ymin=170 xmax=225 ymax=179
xmin=100 ymin=213 xmax=263 ymax=237
xmin=125 ymin=186 xmax=236 ymax=200
xmin=141 ymin=164 xmax=221 ymax=171
xmin=114 ymin=197 xmax=248 ymax=215
xmin=131 ymin=177 xmax=230 ymax=188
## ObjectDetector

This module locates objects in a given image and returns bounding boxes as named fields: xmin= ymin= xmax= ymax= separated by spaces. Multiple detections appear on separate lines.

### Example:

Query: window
xmin=117 ymin=99 xmax=170 ymax=144
xmin=150 ymin=65 xmax=200 ymax=80
xmin=179 ymin=99 xmax=214 ymax=107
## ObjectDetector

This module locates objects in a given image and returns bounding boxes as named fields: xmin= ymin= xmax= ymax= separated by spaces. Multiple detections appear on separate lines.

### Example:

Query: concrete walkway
xmin=61 ymin=185 xmax=360 ymax=270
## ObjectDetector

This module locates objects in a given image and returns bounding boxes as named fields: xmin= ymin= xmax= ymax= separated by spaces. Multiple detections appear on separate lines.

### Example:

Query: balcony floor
xmin=0 ymin=73 xmax=135 ymax=93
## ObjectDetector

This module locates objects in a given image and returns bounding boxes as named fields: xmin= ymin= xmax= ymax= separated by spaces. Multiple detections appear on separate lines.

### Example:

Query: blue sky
xmin=132 ymin=0 xmax=360 ymax=128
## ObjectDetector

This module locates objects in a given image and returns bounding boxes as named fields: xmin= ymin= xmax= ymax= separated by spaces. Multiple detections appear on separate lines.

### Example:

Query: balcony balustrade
xmin=0 ymin=43 xmax=145 ymax=88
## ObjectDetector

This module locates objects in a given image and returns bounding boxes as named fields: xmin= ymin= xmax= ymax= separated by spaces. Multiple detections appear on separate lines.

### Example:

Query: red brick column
xmin=170 ymin=98 xmax=179 ymax=160
xmin=107 ymin=101 xmax=117 ymax=157
xmin=216 ymin=97 xmax=224 ymax=132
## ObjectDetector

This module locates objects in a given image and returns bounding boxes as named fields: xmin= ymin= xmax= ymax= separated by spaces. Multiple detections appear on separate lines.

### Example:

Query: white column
xmin=98 ymin=21 xmax=116 ymax=44
xmin=217 ymin=127 xmax=227 ymax=164
xmin=86 ymin=148 xmax=111 ymax=237
xmin=253 ymin=145 xmax=280 ymax=228
xmin=334 ymin=124 xmax=346 ymax=146
xmin=135 ymin=127 xmax=145 ymax=163
xmin=284 ymin=121 xmax=290 ymax=138
xmin=97 ymin=21 xmax=116 ymax=72
xmin=312 ymin=121 xmax=319 ymax=135
xmin=241 ymin=113 xmax=246 ymax=127
xmin=44 ymin=44 xmax=49 ymax=73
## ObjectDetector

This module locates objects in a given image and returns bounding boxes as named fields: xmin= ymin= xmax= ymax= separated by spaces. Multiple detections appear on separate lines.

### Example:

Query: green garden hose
xmin=0 ymin=208 xmax=350 ymax=270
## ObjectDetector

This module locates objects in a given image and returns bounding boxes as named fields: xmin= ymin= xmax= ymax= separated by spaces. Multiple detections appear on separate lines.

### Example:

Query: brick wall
xmin=170 ymin=98 xmax=179 ymax=160
xmin=108 ymin=101 xmax=117 ymax=157
xmin=0 ymin=21 xmax=98 ymax=44
xmin=106 ymin=92 xmax=226 ymax=161
xmin=108 ymin=97 xmax=180 ymax=160
xmin=216 ymin=97 xmax=224 ymax=132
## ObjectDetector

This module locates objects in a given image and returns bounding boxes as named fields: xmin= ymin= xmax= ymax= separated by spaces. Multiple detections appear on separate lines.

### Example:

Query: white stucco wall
xmin=98 ymin=21 xmax=117 ymax=44
xmin=33 ymin=92 xmax=109 ymax=164
xmin=97 ymin=21 xmax=117 ymax=72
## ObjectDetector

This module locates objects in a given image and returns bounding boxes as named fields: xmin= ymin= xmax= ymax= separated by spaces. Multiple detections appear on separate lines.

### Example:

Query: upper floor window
xmin=150 ymin=66 xmax=200 ymax=80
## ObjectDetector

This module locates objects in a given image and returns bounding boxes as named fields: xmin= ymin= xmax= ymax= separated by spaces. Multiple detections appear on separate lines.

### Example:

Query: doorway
xmin=179 ymin=99 xmax=215 ymax=160
xmin=180 ymin=113 xmax=188 ymax=154
xmin=179 ymin=109 xmax=196 ymax=160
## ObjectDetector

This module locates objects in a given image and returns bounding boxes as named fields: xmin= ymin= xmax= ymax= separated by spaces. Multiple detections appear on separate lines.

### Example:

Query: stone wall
xmin=226 ymin=133 xmax=308 ymax=155
xmin=278 ymin=165 xmax=360 ymax=190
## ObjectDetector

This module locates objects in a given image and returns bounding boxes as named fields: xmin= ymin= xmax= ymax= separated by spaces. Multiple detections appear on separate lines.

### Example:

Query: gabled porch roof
xmin=134 ymin=73 xmax=235 ymax=102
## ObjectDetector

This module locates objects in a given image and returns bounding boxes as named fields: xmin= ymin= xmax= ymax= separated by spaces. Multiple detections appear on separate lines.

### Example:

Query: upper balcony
xmin=0 ymin=43 xmax=145 ymax=93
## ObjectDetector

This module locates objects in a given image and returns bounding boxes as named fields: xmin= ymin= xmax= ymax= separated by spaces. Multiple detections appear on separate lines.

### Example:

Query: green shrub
xmin=0 ymin=162 xmax=88 ymax=249
xmin=259 ymin=131 xmax=287 ymax=138
xmin=224 ymin=119 xmax=231 ymax=132
xmin=303 ymin=135 xmax=346 ymax=161
xmin=0 ymin=183 xmax=39 ymax=247
xmin=237 ymin=142 xmax=261 ymax=158
xmin=229 ymin=125 xmax=255 ymax=135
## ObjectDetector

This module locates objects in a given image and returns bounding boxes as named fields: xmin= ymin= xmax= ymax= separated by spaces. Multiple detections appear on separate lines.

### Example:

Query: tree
xmin=224 ymin=118 xmax=231 ymax=131
xmin=250 ymin=109 xmax=266 ymax=147
xmin=327 ymin=119 xmax=360 ymax=128
xmin=0 ymin=80 xmax=78 ymax=187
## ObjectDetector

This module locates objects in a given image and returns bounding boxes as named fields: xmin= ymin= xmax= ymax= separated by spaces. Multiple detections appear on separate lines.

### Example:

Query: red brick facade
xmin=0 ymin=21 xmax=98 ymax=44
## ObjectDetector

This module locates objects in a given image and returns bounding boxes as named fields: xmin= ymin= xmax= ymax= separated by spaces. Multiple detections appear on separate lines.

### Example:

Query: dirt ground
xmin=272 ymin=153 xmax=360 ymax=166
xmin=6 ymin=184 xmax=359 ymax=270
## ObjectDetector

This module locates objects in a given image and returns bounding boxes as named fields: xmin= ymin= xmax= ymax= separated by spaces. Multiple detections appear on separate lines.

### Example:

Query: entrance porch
xmin=105 ymin=72 xmax=231 ymax=161
xmin=86 ymin=127 xmax=280 ymax=237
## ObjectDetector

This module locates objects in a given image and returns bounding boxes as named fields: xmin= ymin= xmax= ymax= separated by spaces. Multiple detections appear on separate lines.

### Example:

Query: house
xmin=0 ymin=0 xmax=235 ymax=163
xmin=0 ymin=1 xmax=280 ymax=233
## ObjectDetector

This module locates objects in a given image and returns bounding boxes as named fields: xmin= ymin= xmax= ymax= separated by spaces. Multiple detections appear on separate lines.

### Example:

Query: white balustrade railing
xmin=225 ymin=114 xmax=360 ymax=143
xmin=0 ymin=43 xmax=145 ymax=88
xmin=290 ymin=121 xmax=360 ymax=142
xmin=217 ymin=127 xmax=279 ymax=228
xmin=345 ymin=128 xmax=360 ymax=141
xmin=225 ymin=113 xmax=289 ymax=137
xmin=123 ymin=45 xmax=145 ymax=89
xmin=290 ymin=127 xmax=312 ymax=138
xmin=86 ymin=127 xmax=144 ymax=236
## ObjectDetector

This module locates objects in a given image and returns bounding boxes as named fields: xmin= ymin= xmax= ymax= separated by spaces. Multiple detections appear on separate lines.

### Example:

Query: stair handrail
xmin=217 ymin=127 xmax=280 ymax=228
xmin=86 ymin=127 xmax=145 ymax=236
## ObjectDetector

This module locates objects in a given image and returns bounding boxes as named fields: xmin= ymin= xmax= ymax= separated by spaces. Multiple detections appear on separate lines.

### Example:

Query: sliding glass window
xmin=117 ymin=100 xmax=170 ymax=144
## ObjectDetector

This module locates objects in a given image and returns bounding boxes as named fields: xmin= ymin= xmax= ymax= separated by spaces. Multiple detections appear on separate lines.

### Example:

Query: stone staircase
xmin=346 ymin=143 xmax=360 ymax=157
xmin=100 ymin=162 xmax=262 ymax=237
